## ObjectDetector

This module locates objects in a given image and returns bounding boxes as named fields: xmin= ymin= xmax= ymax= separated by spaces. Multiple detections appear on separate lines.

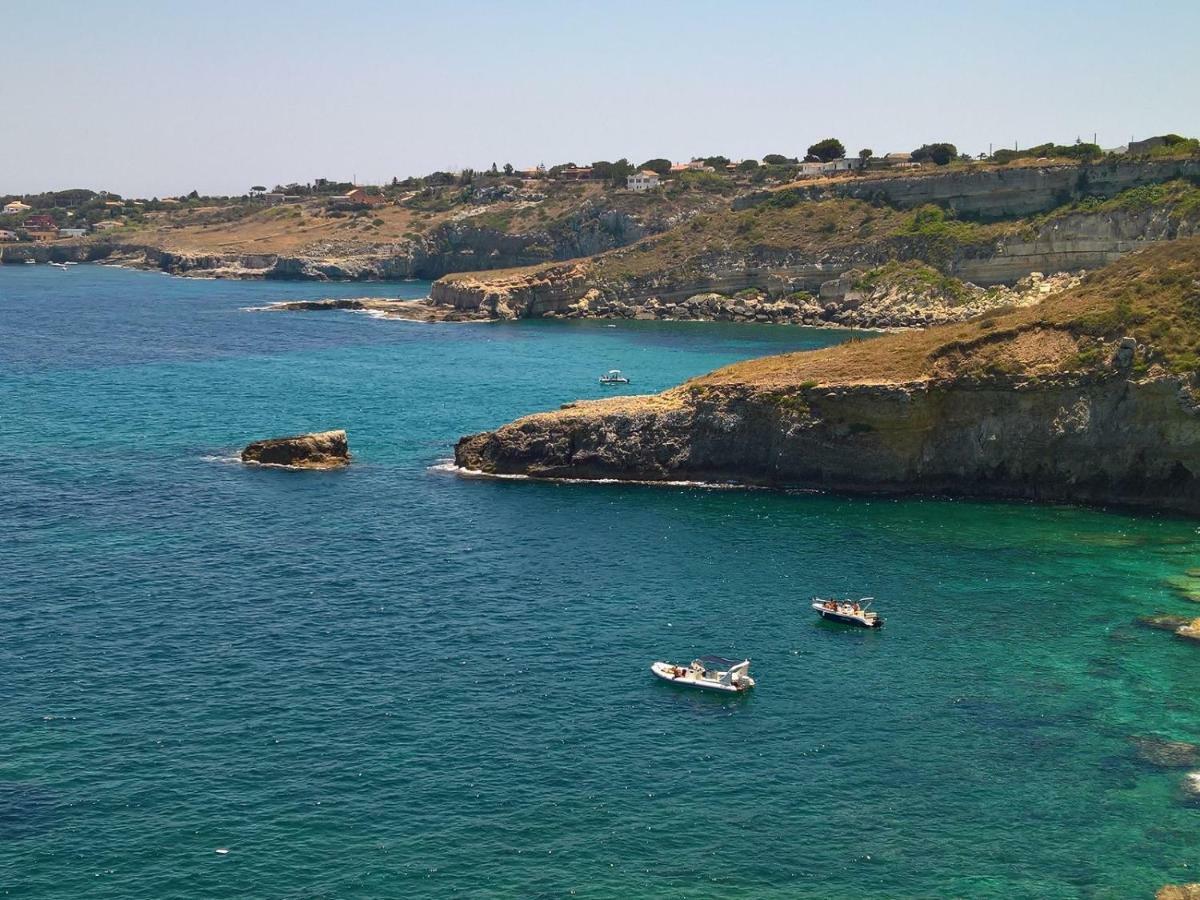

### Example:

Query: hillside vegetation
xmin=693 ymin=236 xmax=1200 ymax=388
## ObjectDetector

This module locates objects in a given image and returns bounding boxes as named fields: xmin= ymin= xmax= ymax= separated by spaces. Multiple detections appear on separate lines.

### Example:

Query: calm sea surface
xmin=2 ymin=265 xmax=1198 ymax=898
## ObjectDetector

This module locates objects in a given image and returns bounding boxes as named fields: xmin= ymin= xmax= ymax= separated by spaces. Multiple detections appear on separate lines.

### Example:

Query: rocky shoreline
xmin=455 ymin=371 xmax=1200 ymax=515
xmin=453 ymin=239 xmax=1200 ymax=516
xmin=429 ymin=200 xmax=1199 ymax=324
xmin=536 ymin=270 xmax=1082 ymax=330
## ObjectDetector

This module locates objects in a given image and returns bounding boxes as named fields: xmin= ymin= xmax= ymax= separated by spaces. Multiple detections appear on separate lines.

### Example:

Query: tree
xmin=1062 ymin=142 xmax=1102 ymax=161
xmin=806 ymin=139 xmax=845 ymax=162
xmin=639 ymin=158 xmax=672 ymax=176
xmin=911 ymin=143 xmax=958 ymax=166
xmin=250 ymin=185 xmax=267 ymax=194
xmin=702 ymin=155 xmax=730 ymax=169
xmin=762 ymin=153 xmax=795 ymax=165
xmin=503 ymin=163 xmax=514 ymax=175
xmin=489 ymin=162 xmax=499 ymax=175
xmin=737 ymin=159 xmax=759 ymax=172
xmin=187 ymin=189 xmax=199 ymax=200
xmin=590 ymin=161 xmax=614 ymax=180
xmin=607 ymin=158 xmax=635 ymax=186
xmin=858 ymin=148 xmax=873 ymax=163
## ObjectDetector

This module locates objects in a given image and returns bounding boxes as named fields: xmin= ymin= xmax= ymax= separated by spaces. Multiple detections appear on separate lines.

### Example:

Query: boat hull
xmin=650 ymin=662 xmax=752 ymax=693
xmin=813 ymin=606 xmax=883 ymax=628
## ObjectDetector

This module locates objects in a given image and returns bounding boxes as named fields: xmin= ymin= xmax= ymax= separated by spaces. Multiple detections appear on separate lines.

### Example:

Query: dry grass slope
xmin=693 ymin=236 xmax=1200 ymax=388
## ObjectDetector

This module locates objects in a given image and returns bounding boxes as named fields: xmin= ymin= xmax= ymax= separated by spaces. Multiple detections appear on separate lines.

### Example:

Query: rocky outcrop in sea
xmin=241 ymin=430 xmax=351 ymax=469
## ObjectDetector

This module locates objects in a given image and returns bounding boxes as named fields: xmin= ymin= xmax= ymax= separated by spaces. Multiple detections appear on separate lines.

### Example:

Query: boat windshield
xmin=696 ymin=656 xmax=743 ymax=669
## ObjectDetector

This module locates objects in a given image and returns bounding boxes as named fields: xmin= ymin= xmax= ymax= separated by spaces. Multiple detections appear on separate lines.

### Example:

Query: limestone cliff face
xmin=958 ymin=204 xmax=1200 ymax=283
xmin=429 ymin=204 xmax=1200 ymax=323
xmin=455 ymin=373 xmax=1200 ymax=513
xmin=735 ymin=159 xmax=1200 ymax=219
xmin=0 ymin=201 xmax=695 ymax=280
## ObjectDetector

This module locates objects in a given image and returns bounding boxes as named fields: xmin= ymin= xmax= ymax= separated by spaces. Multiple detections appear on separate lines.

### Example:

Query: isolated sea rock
xmin=271 ymin=299 xmax=367 ymax=312
xmin=240 ymin=430 xmax=350 ymax=469
xmin=1159 ymin=884 xmax=1200 ymax=900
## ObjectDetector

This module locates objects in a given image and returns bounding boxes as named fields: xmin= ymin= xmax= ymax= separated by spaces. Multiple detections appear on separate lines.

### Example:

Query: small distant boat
xmin=49 ymin=261 xmax=69 ymax=270
xmin=24 ymin=259 xmax=35 ymax=264
xmin=812 ymin=597 xmax=883 ymax=628
xmin=599 ymin=369 xmax=630 ymax=385
xmin=651 ymin=656 xmax=755 ymax=693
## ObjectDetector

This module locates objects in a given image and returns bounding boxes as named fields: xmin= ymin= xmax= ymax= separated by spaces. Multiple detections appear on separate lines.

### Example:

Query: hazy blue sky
xmin=5 ymin=0 xmax=1198 ymax=197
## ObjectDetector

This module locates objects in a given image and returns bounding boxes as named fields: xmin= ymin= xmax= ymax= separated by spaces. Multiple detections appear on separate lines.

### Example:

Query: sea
xmin=2 ymin=264 xmax=1198 ymax=899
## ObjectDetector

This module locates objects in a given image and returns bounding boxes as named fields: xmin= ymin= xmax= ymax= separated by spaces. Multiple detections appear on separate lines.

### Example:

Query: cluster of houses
xmin=1 ymin=198 xmax=127 ymax=242
xmin=542 ymin=153 xmax=923 ymax=194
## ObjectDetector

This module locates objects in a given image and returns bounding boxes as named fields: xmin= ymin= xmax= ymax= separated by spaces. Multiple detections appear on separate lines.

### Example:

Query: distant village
xmin=1 ymin=134 xmax=1192 ymax=245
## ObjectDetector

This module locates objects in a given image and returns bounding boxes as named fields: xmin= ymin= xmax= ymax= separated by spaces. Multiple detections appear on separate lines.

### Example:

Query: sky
xmin=4 ymin=0 xmax=1198 ymax=197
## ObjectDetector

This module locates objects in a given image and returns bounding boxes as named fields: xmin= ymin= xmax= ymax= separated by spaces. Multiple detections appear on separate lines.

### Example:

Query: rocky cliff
xmin=736 ymin=158 xmax=1200 ymax=219
xmin=0 ymin=195 xmax=719 ymax=280
xmin=455 ymin=238 xmax=1200 ymax=515
xmin=431 ymin=182 xmax=1200 ymax=328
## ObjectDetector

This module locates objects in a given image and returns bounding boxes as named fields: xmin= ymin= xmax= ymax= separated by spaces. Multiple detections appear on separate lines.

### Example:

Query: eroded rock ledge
xmin=263 ymin=298 xmax=491 ymax=322
xmin=455 ymin=373 xmax=1200 ymax=514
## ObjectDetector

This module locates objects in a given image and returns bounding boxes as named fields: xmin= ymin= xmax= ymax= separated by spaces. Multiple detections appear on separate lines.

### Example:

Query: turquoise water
xmin=2 ymin=265 xmax=1199 ymax=899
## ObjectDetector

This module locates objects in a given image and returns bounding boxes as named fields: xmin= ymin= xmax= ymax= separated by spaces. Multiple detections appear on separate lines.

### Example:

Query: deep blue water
xmin=2 ymin=264 xmax=1199 ymax=899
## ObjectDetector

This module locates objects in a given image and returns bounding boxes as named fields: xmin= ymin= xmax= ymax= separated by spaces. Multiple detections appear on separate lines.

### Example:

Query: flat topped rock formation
xmin=240 ymin=430 xmax=350 ymax=469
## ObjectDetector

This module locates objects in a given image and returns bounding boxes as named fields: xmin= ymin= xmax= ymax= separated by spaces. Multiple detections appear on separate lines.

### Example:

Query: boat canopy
xmin=696 ymin=656 xmax=744 ymax=669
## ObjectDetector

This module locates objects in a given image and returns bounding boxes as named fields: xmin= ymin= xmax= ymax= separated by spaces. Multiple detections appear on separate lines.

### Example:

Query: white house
xmin=3 ymin=200 xmax=31 ymax=215
xmin=59 ymin=227 xmax=87 ymax=238
xmin=0 ymin=229 xmax=17 ymax=242
xmin=821 ymin=158 xmax=860 ymax=174
xmin=92 ymin=220 xmax=125 ymax=231
xmin=627 ymin=170 xmax=660 ymax=192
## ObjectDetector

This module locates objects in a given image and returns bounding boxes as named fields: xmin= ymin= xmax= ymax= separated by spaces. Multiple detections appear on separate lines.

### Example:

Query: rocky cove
xmin=429 ymin=199 xmax=1198 ymax=329
xmin=453 ymin=239 xmax=1200 ymax=516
